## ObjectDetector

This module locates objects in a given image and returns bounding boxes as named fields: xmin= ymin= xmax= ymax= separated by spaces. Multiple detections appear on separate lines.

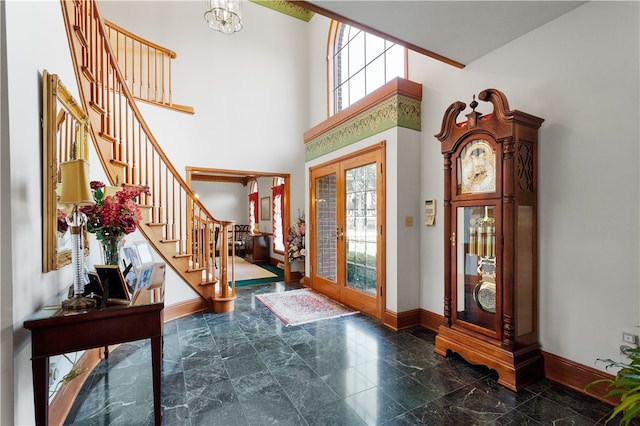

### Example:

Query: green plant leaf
xmin=623 ymin=404 xmax=640 ymax=425
xmin=591 ymin=338 xmax=640 ymax=425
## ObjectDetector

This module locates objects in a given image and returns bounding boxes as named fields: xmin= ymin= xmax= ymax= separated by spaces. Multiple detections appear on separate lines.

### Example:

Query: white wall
xmin=0 ymin=2 xmax=11 ymax=423
xmin=414 ymin=1 xmax=639 ymax=369
xmin=99 ymin=0 xmax=308 ymax=262
xmin=4 ymin=1 xmax=639 ymax=423
xmin=395 ymin=127 xmax=422 ymax=312
xmin=306 ymin=12 xmax=332 ymax=126
xmin=99 ymin=0 xmax=309 ymax=216
xmin=192 ymin=180 xmax=248 ymax=224
xmin=4 ymin=1 xmax=82 ymax=423
xmin=4 ymin=1 xmax=310 ymax=423
xmin=304 ymin=2 xmax=640 ymax=372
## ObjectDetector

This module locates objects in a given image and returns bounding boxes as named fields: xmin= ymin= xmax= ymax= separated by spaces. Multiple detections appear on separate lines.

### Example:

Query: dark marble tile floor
xmin=65 ymin=282 xmax=623 ymax=425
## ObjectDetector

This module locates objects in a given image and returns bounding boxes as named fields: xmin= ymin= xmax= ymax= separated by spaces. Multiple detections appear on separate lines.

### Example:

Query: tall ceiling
xmin=302 ymin=1 xmax=586 ymax=67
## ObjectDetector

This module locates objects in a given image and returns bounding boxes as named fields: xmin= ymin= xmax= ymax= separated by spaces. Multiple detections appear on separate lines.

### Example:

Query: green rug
xmin=234 ymin=263 xmax=284 ymax=287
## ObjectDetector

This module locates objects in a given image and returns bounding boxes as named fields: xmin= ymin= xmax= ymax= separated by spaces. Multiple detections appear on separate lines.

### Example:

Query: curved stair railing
xmin=60 ymin=0 xmax=236 ymax=312
xmin=104 ymin=19 xmax=195 ymax=115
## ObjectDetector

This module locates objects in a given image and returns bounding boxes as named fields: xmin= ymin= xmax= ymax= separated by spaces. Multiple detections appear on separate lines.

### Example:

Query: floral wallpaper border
xmin=305 ymin=95 xmax=422 ymax=161
xmin=250 ymin=0 xmax=315 ymax=22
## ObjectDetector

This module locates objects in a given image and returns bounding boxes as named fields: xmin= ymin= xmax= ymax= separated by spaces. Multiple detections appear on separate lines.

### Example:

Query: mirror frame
xmin=42 ymin=70 xmax=91 ymax=272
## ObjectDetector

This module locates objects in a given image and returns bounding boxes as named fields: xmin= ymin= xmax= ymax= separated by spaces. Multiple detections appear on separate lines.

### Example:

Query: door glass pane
xmin=315 ymin=173 xmax=337 ymax=282
xmin=345 ymin=163 xmax=377 ymax=295
xmin=456 ymin=205 xmax=497 ymax=331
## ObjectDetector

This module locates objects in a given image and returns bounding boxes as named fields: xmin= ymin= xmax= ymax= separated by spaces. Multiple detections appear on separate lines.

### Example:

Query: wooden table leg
xmin=151 ymin=335 xmax=162 ymax=426
xmin=32 ymin=356 xmax=49 ymax=426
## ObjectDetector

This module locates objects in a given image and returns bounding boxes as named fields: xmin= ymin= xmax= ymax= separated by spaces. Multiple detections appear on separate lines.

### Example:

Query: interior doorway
xmin=185 ymin=167 xmax=292 ymax=282
xmin=309 ymin=143 xmax=385 ymax=318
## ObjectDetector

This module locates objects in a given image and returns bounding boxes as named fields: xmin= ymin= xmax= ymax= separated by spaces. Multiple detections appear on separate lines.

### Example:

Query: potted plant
xmin=588 ymin=345 xmax=640 ymax=425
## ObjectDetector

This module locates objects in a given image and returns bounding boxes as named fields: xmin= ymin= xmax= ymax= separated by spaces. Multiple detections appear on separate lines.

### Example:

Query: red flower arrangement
xmin=80 ymin=181 xmax=150 ymax=244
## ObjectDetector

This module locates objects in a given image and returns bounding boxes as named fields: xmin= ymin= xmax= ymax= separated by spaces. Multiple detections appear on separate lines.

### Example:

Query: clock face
xmin=459 ymin=139 xmax=496 ymax=194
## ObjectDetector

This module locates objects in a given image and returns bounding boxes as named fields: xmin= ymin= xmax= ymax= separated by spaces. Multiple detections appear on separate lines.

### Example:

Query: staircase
xmin=59 ymin=0 xmax=236 ymax=312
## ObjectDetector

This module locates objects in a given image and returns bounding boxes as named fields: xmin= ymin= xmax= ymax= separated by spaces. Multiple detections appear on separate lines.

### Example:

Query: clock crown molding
xmin=435 ymin=89 xmax=544 ymax=154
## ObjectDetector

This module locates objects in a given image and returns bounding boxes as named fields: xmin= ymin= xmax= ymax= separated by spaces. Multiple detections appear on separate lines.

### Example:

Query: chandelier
xmin=204 ymin=0 xmax=243 ymax=35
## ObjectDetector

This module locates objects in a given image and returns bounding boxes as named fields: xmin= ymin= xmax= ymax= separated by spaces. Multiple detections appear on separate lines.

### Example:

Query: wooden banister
xmin=60 ymin=0 xmax=234 ymax=311
xmin=103 ymin=19 xmax=194 ymax=114
xmin=104 ymin=19 xmax=177 ymax=58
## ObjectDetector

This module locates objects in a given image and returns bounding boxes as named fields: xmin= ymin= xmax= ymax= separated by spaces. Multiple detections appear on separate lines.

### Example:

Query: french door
xmin=309 ymin=143 xmax=385 ymax=318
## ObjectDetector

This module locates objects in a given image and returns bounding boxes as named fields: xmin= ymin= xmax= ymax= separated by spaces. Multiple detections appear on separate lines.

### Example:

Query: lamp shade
xmin=59 ymin=159 xmax=95 ymax=206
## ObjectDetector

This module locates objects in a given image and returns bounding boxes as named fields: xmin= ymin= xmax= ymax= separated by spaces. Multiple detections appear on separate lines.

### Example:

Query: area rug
xmin=228 ymin=256 xmax=277 ymax=281
xmin=256 ymin=289 xmax=358 ymax=326
xmin=234 ymin=262 xmax=284 ymax=287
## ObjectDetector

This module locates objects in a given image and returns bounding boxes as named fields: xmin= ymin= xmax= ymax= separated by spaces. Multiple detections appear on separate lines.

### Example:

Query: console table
xmin=23 ymin=287 xmax=164 ymax=425
xmin=244 ymin=233 xmax=270 ymax=264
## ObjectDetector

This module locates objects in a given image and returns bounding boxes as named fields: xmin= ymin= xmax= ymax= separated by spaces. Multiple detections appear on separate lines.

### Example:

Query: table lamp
xmin=58 ymin=159 xmax=96 ymax=311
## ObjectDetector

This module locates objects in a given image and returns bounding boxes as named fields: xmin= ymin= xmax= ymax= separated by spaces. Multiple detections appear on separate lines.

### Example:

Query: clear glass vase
xmin=100 ymin=235 xmax=122 ymax=265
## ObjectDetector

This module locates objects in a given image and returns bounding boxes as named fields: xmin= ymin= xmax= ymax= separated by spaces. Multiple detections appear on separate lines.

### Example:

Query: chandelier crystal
xmin=204 ymin=0 xmax=243 ymax=35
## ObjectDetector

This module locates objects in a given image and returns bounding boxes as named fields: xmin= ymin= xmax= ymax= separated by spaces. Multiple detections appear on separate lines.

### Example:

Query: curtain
xmin=248 ymin=192 xmax=259 ymax=232
xmin=272 ymin=184 xmax=285 ymax=252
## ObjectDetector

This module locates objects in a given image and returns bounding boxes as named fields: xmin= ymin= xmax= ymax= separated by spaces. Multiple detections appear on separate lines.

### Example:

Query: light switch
xmin=405 ymin=216 xmax=413 ymax=227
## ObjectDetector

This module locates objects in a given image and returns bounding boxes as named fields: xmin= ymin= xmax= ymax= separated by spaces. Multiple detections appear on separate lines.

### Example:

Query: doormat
xmin=256 ymin=289 xmax=358 ymax=326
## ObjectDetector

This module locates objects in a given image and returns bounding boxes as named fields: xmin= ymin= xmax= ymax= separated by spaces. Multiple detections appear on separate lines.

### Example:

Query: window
xmin=271 ymin=177 xmax=285 ymax=254
xmin=329 ymin=22 xmax=406 ymax=114
xmin=248 ymin=179 xmax=258 ymax=233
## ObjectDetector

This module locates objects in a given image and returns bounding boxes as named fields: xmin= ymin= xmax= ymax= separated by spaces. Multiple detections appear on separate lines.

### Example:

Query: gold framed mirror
xmin=42 ymin=70 xmax=91 ymax=272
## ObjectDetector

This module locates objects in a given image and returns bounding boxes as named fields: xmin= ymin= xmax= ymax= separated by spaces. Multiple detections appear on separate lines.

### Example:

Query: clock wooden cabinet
xmin=434 ymin=89 xmax=545 ymax=391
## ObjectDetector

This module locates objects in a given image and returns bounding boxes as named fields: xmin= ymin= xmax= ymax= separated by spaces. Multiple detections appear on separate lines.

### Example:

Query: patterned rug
xmin=256 ymin=289 xmax=358 ymax=326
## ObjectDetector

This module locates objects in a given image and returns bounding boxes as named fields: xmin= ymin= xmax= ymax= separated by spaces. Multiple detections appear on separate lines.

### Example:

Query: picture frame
xmin=134 ymin=241 xmax=155 ymax=264
xmin=123 ymin=246 xmax=141 ymax=269
xmin=95 ymin=265 xmax=130 ymax=302
xmin=137 ymin=263 xmax=155 ymax=290
xmin=130 ymin=262 xmax=166 ymax=305
xmin=260 ymin=196 xmax=270 ymax=220
xmin=42 ymin=70 xmax=91 ymax=272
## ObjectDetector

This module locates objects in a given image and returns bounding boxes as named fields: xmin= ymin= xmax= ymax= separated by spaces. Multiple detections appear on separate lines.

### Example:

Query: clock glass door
xmin=455 ymin=204 xmax=500 ymax=337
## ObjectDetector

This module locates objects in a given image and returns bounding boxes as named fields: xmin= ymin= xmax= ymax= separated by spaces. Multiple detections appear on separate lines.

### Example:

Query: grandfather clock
xmin=434 ymin=89 xmax=545 ymax=391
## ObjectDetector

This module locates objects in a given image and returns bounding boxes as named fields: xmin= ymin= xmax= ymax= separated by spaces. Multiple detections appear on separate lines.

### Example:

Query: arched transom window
xmin=329 ymin=22 xmax=406 ymax=114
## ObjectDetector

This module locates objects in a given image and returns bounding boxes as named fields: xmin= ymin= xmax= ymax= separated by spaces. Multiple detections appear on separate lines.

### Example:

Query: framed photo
xmin=95 ymin=265 xmax=130 ymax=302
xmin=130 ymin=262 xmax=166 ymax=304
xmin=137 ymin=263 xmax=155 ymax=289
xmin=123 ymin=246 xmax=141 ymax=269
xmin=134 ymin=241 xmax=154 ymax=264
xmin=260 ymin=196 xmax=270 ymax=220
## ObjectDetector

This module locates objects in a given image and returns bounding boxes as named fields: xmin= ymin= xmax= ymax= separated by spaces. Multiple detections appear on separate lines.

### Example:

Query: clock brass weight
xmin=434 ymin=89 xmax=545 ymax=391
